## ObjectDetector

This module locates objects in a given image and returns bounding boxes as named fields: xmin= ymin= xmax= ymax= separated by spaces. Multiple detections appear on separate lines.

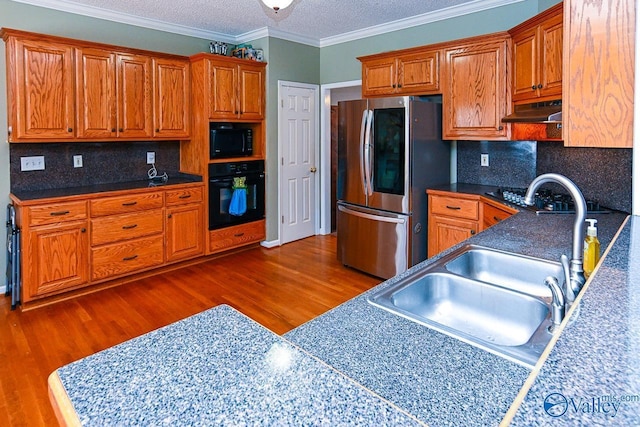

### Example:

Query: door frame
xmin=319 ymin=79 xmax=362 ymax=235
xmin=277 ymin=80 xmax=320 ymax=244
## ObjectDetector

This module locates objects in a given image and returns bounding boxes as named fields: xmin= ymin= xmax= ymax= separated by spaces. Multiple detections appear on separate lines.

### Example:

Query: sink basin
xmin=367 ymin=245 xmax=564 ymax=368
xmin=444 ymin=245 xmax=564 ymax=298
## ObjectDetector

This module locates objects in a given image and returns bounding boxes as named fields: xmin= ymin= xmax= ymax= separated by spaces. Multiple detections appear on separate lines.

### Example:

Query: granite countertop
xmin=53 ymin=305 xmax=423 ymax=426
xmin=11 ymin=172 xmax=202 ymax=202
xmin=50 ymin=183 xmax=639 ymax=425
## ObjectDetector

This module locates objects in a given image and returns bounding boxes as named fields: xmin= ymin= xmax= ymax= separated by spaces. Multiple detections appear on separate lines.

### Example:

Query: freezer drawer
xmin=337 ymin=203 xmax=409 ymax=279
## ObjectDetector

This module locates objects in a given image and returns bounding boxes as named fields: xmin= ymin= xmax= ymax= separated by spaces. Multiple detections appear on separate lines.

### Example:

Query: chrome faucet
xmin=544 ymin=276 xmax=565 ymax=332
xmin=525 ymin=173 xmax=586 ymax=304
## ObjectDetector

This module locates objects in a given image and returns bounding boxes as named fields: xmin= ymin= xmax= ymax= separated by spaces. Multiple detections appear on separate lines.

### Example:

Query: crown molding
xmin=10 ymin=0 xmax=524 ymax=48
xmin=318 ymin=0 xmax=525 ymax=47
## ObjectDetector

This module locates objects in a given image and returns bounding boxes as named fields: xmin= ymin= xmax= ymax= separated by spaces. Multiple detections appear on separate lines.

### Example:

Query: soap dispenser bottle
xmin=583 ymin=219 xmax=601 ymax=278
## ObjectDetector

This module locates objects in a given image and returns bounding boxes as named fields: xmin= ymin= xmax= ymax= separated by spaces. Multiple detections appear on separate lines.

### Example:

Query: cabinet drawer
xmin=90 ymin=192 xmax=164 ymax=216
xmin=209 ymin=220 xmax=265 ymax=253
xmin=91 ymin=209 xmax=164 ymax=246
xmin=91 ymin=234 xmax=164 ymax=281
xmin=482 ymin=202 xmax=515 ymax=229
xmin=28 ymin=201 xmax=88 ymax=226
xmin=165 ymin=186 xmax=203 ymax=206
xmin=430 ymin=195 xmax=479 ymax=220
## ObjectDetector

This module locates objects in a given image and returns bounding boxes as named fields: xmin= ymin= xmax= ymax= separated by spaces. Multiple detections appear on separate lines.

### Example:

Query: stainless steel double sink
xmin=367 ymin=245 xmax=565 ymax=368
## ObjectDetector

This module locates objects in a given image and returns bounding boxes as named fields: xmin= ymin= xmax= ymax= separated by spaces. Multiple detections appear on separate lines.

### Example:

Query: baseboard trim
xmin=261 ymin=239 xmax=280 ymax=249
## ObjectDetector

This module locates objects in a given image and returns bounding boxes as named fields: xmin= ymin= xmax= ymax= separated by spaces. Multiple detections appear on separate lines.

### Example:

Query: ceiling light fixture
xmin=261 ymin=0 xmax=294 ymax=13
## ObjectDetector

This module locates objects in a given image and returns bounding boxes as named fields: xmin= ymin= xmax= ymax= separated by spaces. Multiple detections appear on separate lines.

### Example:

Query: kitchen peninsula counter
xmin=48 ymin=187 xmax=638 ymax=425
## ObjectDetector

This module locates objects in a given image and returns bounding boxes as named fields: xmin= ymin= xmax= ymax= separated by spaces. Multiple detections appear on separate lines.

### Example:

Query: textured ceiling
xmin=12 ymin=0 xmax=523 ymax=46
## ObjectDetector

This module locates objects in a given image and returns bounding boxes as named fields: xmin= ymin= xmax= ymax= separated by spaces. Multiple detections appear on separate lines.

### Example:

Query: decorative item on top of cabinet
xmin=358 ymin=47 xmax=440 ymax=97
xmin=442 ymin=32 xmax=511 ymax=141
xmin=509 ymin=3 xmax=563 ymax=104
xmin=563 ymin=0 xmax=634 ymax=148
xmin=427 ymin=192 xmax=479 ymax=257
xmin=1 ymin=28 xmax=190 ymax=142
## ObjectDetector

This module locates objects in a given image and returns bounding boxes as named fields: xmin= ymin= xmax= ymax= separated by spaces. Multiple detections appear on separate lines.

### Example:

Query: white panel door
xmin=280 ymin=84 xmax=317 ymax=244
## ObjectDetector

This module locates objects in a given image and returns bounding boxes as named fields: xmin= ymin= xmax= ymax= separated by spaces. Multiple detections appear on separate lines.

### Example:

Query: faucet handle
xmin=560 ymin=254 xmax=574 ymax=304
xmin=545 ymin=276 xmax=565 ymax=332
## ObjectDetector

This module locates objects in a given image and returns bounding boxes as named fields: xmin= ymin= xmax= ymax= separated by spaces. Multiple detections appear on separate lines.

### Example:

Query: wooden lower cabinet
xmin=209 ymin=220 xmax=265 ymax=254
xmin=26 ymin=220 xmax=89 ymax=299
xmin=428 ymin=214 xmax=479 ymax=258
xmin=12 ymin=183 xmax=205 ymax=305
xmin=482 ymin=200 xmax=517 ymax=229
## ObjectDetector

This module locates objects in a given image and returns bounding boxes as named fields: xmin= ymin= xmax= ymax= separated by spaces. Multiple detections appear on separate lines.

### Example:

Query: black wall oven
xmin=209 ymin=160 xmax=265 ymax=230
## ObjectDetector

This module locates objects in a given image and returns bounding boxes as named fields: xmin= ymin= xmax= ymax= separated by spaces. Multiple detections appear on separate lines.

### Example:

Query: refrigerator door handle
xmin=364 ymin=110 xmax=374 ymax=196
xmin=359 ymin=109 xmax=368 ymax=196
xmin=338 ymin=204 xmax=406 ymax=224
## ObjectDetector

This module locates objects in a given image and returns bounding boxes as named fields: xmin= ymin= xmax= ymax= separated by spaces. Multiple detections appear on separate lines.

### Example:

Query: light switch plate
xmin=147 ymin=151 xmax=156 ymax=164
xmin=20 ymin=156 xmax=45 ymax=171
xmin=481 ymin=153 xmax=489 ymax=167
xmin=73 ymin=155 xmax=83 ymax=168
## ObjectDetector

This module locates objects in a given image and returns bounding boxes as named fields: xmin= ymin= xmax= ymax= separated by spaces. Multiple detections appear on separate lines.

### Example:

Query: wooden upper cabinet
xmin=360 ymin=48 xmax=440 ymax=97
xmin=442 ymin=33 xmax=511 ymax=140
xmin=4 ymin=36 xmax=75 ymax=141
xmin=76 ymin=47 xmax=116 ymax=138
xmin=238 ymin=63 xmax=265 ymax=120
xmin=153 ymin=58 xmax=190 ymax=138
xmin=117 ymin=53 xmax=153 ymax=139
xmin=209 ymin=59 xmax=265 ymax=120
xmin=563 ymin=0 xmax=634 ymax=148
xmin=510 ymin=3 xmax=563 ymax=103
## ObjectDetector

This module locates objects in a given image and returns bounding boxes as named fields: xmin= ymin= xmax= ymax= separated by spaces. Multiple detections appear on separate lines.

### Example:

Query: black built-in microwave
xmin=210 ymin=124 xmax=253 ymax=158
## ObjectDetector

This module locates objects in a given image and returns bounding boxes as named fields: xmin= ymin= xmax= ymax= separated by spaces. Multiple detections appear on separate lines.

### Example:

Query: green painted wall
xmin=539 ymin=0 xmax=562 ymax=12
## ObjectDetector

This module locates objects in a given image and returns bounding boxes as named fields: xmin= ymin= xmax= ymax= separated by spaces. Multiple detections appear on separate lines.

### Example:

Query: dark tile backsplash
xmin=10 ymin=141 xmax=181 ymax=192
xmin=457 ymin=140 xmax=632 ymax=213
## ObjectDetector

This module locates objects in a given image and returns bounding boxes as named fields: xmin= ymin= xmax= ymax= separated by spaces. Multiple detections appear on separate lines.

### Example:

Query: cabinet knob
xmin=537 ymin=83 xmax=543 ymax=89
xmin=392 ymin=84 xmax=396 ymax=88
xmin=81 ymin=228 xmax=86 ymax=233
xmin=156 ymin=129 xmax=160 ymax=133
xmin=397 ymin=84 xmax=402 ymax=88
xmin=119 ymin=128 xmax=123 ymax=132
xmin=498 ymin=125 xmax=504 ymax=130
xmin=532 ymin=85 xmax=537 ymax=90
xmin=111 ymin=128 xmax=116 ymax=132
xmin=167 ymin=214 xmax=172 ymax=218
xmin=67 ymin=127 xmax=73 ymax=132
xmin=470 ymin=230 xmax=476 ymax=235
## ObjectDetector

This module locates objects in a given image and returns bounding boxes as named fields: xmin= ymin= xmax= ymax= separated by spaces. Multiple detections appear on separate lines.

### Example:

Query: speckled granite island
xmin=49 ymin=184 xmax=640 ymax=425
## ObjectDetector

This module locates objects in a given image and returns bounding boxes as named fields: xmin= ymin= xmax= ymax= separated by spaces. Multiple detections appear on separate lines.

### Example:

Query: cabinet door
xmin=538 ymin=12 xmax=563 ymax=100
xmin=443 ymin=36 xmax=510 ymax=140
xmin=153 ymin=58 xmax=190 ymax=138
xmin=76 ymin=47 xmax=116 ymax=139
xmin=397 ymin=50 xmax=439 ymax=94
xmin=166 ymin=203 xmax=204 ymax=262
xmin=361 ymin=57 xmax=398 ymax=97
xmin=26 ymin=221 xmax=89 ymax=300
xmin=116 ymin=53 xmax=153 ymax=138
xmin=482 ymin=202 xmax=515 ymax=230
xmin=209 ymin=62 xmax=238 ymax=119
xmin=511 ymin=27 xmax=538 ymax=102
xmin=238 ymin=64 xmax=265 ymax=120
xmin=428 ymin=215 xmax=478 ymax=258
xmin=11 ymin=38 xmax=75 ymax=140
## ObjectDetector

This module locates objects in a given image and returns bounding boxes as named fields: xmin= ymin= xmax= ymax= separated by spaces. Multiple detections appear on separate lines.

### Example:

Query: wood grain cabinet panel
xmin=237 ymin=63 xmax=265 ymax=120
xmin=76 ymin=47 xmax=116 ymax=138
xmin=209 ymin=220 xmax=265 ymax=254
xmin=166 ymin=203 xmax=204 ymax=262
xmin=153 ymin=58 xmax=190 ymax=138
xmin=442 ymin=33 xmax=511 ymax=140
xmin=117 ymin=53 xmax=153 ymax=139
xmin=563 ymin=0 xmax=634 ymax=148
xmin=90 ymin=192 xmax=164 ymax=216
xmin=28 ymin=201 xmax=88 ymax=226
xmin=208 ymin=59 xmax=265 ymax=120
xmin=482 ymin=200 xmax=516 ymax=230
xmin=427 ymin=193 xmax=480 ymax=257
xmin=91 ymin=235 xmax=164 ymax=281
xmin=3 ymin=36 xmax=75 ymax=141
xmin=91 ymin=209 xmax=164 ymax=246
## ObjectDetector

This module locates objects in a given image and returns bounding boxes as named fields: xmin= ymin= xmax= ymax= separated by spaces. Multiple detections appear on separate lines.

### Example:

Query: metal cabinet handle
xmin=50 ymin=210 xmax=70 ymax=216
xmin=493 ymin=216 xmax=501 ymax=222
xmin=123 ymin=255 xmax=138 ymax=261
xmin=122 ymin=224 xmax=138 ymax=230
xmin=122 ymin=201 xmax=137 ymax=206
xmin=178 ymin=194 xmax=191 ymax=199
xmin=234 ymin=232 xmax=245 ymax=237
xmin=310 ymin=167 xmax=317 ymax=173
xmin=446 ymin=205 xmax=461 ymax=210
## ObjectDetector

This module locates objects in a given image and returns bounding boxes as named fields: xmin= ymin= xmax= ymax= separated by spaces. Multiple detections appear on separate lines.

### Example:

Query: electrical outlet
xmin=481 ymin=153 xmax=489 ymax=167
xmin=20 ymin=156 xmax=45 ymax=171
xmin=73 ymin=155 xmax=83 ymax=168
xmin=147 ymin=151 xmax=156 ymax=164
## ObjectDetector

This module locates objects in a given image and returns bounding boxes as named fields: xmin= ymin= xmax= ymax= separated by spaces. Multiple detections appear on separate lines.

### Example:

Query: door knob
xmin=310 ymin=167 xmax=317 ymax=173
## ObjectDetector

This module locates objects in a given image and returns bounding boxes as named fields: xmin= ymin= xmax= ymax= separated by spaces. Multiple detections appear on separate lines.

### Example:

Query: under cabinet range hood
xmin=501 ymin=101 xmax=562 ymax=123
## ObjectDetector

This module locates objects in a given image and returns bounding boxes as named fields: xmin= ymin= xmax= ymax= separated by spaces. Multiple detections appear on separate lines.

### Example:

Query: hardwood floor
xmin=0 ymin=235 xmax=380 ymax=426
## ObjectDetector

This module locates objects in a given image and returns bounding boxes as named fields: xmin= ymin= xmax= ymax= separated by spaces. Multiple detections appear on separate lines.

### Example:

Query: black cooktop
xmin=485 ymin=187 xmax=612 ymax=214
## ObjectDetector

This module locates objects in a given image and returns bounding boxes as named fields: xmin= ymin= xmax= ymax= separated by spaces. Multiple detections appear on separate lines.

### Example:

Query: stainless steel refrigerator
xmin=337 ymin=96 xmax=451 ymax=279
